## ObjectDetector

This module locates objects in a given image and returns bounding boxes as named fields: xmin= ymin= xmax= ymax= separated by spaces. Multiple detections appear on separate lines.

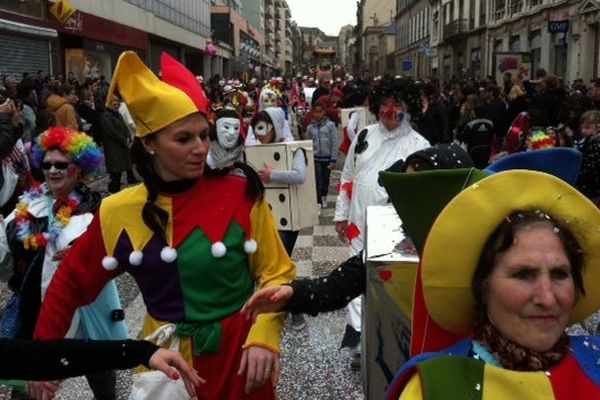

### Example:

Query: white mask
xmin=216 ymin=117 xmax=241 ymax=149
xmin=260 ymin=91 xmax=277 ymax=109
xmin=254 ymin=121 xmax=273 ymax=137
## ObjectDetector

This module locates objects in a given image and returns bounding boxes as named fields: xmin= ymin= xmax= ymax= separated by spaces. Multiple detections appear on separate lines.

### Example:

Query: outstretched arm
xmin=242 ymin=254 xmax=365 ymax=319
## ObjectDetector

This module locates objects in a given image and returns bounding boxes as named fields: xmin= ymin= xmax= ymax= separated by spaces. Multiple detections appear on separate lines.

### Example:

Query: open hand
xmin=241 ymin=285 xmax=293 ymax=322
xmin=148 ymin=348 xmax=205 ymax=398
xmin=258 ymin=163 xmax=273 ymax=183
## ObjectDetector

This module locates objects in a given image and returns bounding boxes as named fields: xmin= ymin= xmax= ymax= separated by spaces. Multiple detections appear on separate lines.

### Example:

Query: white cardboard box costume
xmin=245 ymin=140 xmax=318 ymax=231
xmin=362 ymin=205 xmax=419 ymax=400
xmin=341 ymin=107 xmax=367 ymax=131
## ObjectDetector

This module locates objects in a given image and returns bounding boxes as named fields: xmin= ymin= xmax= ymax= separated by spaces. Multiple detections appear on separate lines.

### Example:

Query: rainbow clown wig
xmin=32 ymin=127 xmax=103 ymax=183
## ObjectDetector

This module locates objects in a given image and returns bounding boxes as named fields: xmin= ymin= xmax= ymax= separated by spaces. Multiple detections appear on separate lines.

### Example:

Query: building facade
xmin=0 ymin=0 xmax=214 ymax=80
xmin=211 ymin=5 xmax=264 ymax=79
xmin=360 ymin=0 xmax=396 ymax=75
xmin=299 ymin=27 xmax=327 ymax=70
xmin=394 ymin=0 xmax=431 ymax=78
xmin=338 ymin=24 xmax=357 ymax=74
xmin=425 ymin=0 xmax=600 ymax=84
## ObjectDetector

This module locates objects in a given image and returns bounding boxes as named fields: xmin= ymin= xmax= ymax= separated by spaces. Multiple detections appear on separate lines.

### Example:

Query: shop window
xmin=494 ymin=0 xmax=506 ymax=21
xmin=495 ymin=39 xmax=504 ymax=53
xmin=509 ymin=0 xmax=523 ymax=15
xmin=509 ymin=35 xmax=521 ymax=52
xmin=0 ymin=0 xmax=45 ymax=19
xmin=529 ymin=30 xmax=541 ymax=74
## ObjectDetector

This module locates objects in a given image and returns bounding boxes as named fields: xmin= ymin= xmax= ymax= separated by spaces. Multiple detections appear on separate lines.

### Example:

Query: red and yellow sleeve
xmin=244 ymin=199 xmax=296 ymax=353
xmin=34 ymin=214 xmax=122 ymax=339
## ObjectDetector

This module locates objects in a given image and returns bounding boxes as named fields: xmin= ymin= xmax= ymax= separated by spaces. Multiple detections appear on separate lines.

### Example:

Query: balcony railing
xmin=443 ymin=19 xmax=471 ymax=40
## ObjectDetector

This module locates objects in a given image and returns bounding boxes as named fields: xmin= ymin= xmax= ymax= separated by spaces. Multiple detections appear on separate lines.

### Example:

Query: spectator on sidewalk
xmin=46 ymin=84 xmax=80 ymax=130
xmin=99 ymin=96 xmax=138 ymax=193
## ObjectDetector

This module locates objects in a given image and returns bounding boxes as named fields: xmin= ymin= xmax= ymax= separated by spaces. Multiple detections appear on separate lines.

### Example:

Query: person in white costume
xmin=207 ymin=107 xmax=244 ymax=170
xmin=333 ymin=77 xmax=429 ymax=365
xmin=245 ymin=87 xmax=295 ymax=145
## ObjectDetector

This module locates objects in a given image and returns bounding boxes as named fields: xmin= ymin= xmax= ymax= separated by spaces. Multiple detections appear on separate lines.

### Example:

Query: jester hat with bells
xmin=105 ymin=51 xmax=209 ymax=137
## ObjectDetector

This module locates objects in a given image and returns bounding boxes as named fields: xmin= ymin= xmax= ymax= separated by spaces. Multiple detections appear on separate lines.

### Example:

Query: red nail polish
xmin=172 ymin=372 xmax=180 ymax=380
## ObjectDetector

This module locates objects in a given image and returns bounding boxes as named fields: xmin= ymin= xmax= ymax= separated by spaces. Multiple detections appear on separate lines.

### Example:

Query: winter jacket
xmin=46 ymin=94 xmax=79 ymax=130
xmin=308 ymin=117 xmax=337 ymax=162
xmin=99 ymin=110 xmax=132 ymax=173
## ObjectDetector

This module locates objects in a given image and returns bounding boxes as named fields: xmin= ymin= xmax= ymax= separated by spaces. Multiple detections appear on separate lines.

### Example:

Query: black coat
xmin=99 ymin=110 xmax=132 ymax=173
xmin=286 ymin=254 xmax=365 ymax=316
xmin=416 ymin=99 xmax=451 ymax=145
xmin=576 ymin=135 xmax=600 ymax=201
xmin=0 ymin=338 xmax=157 ymax=380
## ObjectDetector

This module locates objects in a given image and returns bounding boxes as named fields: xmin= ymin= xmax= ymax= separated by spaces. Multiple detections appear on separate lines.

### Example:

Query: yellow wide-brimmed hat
xmin=106 ymin=51 xmax=208 ymax=137
xmin=421 ymin=169 xmax=600 ymax=335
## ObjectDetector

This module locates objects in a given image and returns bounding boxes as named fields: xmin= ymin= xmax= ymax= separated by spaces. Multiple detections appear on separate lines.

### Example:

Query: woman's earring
xmin=149 ymin=150 xmax=155 ymax=155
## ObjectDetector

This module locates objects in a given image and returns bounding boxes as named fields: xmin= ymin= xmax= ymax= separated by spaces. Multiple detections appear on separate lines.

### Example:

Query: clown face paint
xmin=379 ymin=98 xmax=406 ymax=131
xmin=216 ymin=117 xmax=241 ymax=149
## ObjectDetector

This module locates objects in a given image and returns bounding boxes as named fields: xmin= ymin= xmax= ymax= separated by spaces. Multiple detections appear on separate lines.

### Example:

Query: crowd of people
xmin=0 ymin=53 xmax=600 ymax=400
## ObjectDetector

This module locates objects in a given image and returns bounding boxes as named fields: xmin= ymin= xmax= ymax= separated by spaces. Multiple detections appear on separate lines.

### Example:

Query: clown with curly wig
xmin=0 ymin=126 xmax=126 ymax=399
xmin=333 ymin=75 xmax=430 ymax=357
xmin=32 ymin=126 xmax=103 ymax=183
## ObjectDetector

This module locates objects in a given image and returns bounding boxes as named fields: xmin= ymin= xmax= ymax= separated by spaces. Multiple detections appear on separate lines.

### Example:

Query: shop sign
xmin=49 ymin=0 xmax=77 ymax=24
xmin=548 ymin=20 xmax=569 ymax=34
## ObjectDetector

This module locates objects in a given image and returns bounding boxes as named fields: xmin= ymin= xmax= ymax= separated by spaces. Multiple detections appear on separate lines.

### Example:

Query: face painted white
xmin=260 ymin=92 xmax=277 ymax=109
xmin=216 ymin=117 xmax=241 ymax=149
xmin=254 ymin=121 xmax=273 ymax=137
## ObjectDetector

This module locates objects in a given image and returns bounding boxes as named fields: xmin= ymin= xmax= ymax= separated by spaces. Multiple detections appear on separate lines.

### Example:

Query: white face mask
xmin=261 ymin=93 xmax=277 ymax=109
xmin=216 ymin=117 xmax=241 ymax=149
xmin=254 ymin=120 xmax=273 ymax=137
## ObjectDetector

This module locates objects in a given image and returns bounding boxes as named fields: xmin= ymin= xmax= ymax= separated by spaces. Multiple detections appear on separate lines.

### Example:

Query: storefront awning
xmin=0 ymin=18 xmax=57 ymax=38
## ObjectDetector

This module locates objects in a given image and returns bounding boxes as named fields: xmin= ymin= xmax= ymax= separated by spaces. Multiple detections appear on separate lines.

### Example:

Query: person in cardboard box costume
xmin=31 ymin=51 xmax=295 ymax=400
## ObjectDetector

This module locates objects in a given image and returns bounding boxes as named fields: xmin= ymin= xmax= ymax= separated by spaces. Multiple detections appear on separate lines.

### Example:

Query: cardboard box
xmin=362 ymin=205 xmax=419 ymax=400
xmin=245 ymin=141 xmax=318 ymax=231
xmin=341 ymin=107 xmax=367 ymax=131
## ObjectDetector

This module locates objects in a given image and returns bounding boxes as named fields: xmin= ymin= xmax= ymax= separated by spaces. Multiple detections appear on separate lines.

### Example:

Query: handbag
xmin=128 ymin=324 xmax=191 ymax=400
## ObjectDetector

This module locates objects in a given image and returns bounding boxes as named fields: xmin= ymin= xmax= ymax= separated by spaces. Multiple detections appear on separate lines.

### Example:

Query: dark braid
xmin=130 ymin=137 xmax=169 ymax=243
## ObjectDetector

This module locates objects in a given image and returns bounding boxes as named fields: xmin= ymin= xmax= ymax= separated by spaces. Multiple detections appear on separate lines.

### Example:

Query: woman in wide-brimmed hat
xmin=385 ymin=169 xmax=600 ymax=399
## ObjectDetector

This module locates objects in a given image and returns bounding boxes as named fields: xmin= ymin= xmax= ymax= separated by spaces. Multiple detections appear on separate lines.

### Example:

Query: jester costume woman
xmin=33 ymin=52 xmax=295 ymax=399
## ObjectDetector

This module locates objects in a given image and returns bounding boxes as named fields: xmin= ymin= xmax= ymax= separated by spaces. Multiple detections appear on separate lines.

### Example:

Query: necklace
xmin=15 ymin=184 xmax=82 ymax=250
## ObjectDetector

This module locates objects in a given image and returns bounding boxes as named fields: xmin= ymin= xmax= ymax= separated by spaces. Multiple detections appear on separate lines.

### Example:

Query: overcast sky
xmin=286 ymin=0 xmax=357 ymax=36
